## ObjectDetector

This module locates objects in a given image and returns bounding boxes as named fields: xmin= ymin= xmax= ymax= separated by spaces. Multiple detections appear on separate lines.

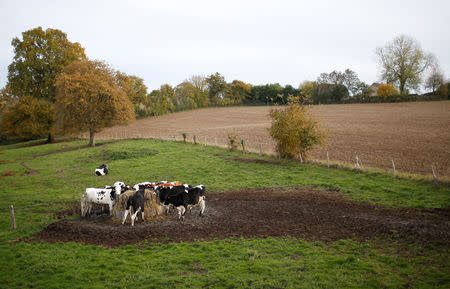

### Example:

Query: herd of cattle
xmin=81 ymin=180 xmax=206 ymax=226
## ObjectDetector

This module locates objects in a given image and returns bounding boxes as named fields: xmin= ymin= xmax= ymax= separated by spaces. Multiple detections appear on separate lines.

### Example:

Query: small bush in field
xmin=269 ymin=99 xmax=326 ymax=160
xmin=377 ymin=83 xmax=399 ymax=98
xmin=227 ymin=132 xmax=238 ymax=151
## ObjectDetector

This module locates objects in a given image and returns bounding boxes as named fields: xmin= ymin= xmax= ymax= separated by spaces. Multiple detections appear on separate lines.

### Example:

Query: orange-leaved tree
xmin=7 ymin=27 xmax=86 ymax=142
xmin=54 ymin=60 xmax=135 ymax=146
xmin=269 ymin=96 xmax=326 ymax=160
xmin=0 ymin=95 xmax=54 ymax=140
xmin=376 ymin=83 xmax=399 ymax=98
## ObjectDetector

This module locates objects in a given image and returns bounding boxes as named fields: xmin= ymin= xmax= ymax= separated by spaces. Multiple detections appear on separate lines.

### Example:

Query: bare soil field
xmin=94 ymin=101 xmax=450 ymax=177
xmin=33 ymin=188 xmax=450 ymax=248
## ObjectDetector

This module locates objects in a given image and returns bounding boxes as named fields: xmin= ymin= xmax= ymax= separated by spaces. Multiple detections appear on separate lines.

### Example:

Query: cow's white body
xmin=81 ymin=184 xmax=121 ymax=217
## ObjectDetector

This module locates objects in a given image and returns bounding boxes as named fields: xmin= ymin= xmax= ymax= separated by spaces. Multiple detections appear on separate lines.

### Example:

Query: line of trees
xmin=0 ymin=28 xmax=448 ymax=144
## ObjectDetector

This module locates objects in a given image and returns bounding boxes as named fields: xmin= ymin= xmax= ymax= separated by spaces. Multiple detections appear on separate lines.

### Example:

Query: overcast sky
xmin=1 ymin=0 xmax=449 ymax=92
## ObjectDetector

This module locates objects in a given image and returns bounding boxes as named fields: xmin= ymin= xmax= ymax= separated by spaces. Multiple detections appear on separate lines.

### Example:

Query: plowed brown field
xmin=93 ymin=101 xmax=450 ymax=177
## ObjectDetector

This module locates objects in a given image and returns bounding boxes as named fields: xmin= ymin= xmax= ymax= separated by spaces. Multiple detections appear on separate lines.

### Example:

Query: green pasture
xmin=0 ymin=138 xmax=448 ymax=288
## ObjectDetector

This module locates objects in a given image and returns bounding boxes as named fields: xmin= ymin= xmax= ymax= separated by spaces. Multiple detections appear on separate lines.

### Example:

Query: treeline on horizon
xmin=138 ymin=71 xmax=449 ymax=119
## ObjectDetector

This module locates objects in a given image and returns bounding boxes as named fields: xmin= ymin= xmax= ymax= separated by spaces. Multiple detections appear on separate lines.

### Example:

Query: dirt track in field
xmin=33 ymin=188 xmax=450 ymax=248
xmin=92 ymin=102 xmax=450 ymax=177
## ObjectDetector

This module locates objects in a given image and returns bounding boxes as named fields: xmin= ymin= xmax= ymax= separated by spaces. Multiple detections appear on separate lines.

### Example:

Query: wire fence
xmin=79 ymin=131 xmax=444 ymax=184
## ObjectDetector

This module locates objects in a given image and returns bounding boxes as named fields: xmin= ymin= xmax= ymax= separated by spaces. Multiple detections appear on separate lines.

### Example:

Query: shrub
xmin=377 ymin=84 xmax=399 ymax=98
xmin=269 ymin=100 xmax=326 ymax=160
xmin=227 ymin=132 xmax=238 ymax=151
xmin=437 ymin=83 xmax=448 ymax=97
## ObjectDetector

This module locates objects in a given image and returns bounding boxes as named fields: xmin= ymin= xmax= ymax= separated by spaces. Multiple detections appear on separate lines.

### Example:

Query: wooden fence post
xmin=326 ymin=151 xmax=329 ymax=167
xmin=259 ymin=144 xmax=262 ymax=156
xmin=204 ymin=136 xmax=207 ymax=146
xmin=431 ymin=164 xmax=439 ymax=188
xmin=9 ymin=205 xmax=16 ymax=230
xmin=241 ymin=139 xmax=245 ymax=153
xmin=391 ymin=159 xmax=396 ymax=177
xmin=355 ymin=155 xmax=360 ymax=170
xmin=299 ymin=153 xmax=303 ymax=164
xmin=214 ymin=138 xmax=217 ymax=147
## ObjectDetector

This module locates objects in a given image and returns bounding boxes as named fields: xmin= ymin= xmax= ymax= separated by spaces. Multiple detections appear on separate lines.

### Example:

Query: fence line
xmin=87 ymin=132 xmax=443 ymax=180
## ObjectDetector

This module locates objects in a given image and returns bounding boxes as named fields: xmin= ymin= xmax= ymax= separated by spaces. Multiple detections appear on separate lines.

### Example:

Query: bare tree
xmin=376 ymin=35 xmax=433 ymax=94
xmin=317 ymin=69 xmax=363 ymax=96
xmin=425 ymin=64 xmax=444 ymax=94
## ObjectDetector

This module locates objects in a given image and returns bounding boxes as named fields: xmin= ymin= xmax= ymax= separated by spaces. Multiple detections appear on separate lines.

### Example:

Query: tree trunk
xmin=46 ymin=133 xmax=54 ymax=143
xmin=89 ymin=129 xmax=95 ymax=147
xmin=399 ymin=79 xmax=406 ymax=95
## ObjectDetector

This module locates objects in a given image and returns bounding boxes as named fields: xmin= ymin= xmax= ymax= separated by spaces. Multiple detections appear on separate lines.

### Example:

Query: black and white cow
xmin=186 ymin=185 xmax=206 ymax=216
xmin=95 ymin=164 xmax=108 ymax=176
xmin=108 ymin=181 xmax=131 ymax=193
xmin=156 ymin=184 xmax=206 ymax=220
xmin=81 ymin=182 xmax=122 ymax=217
xmin=155 ymin=185 xmax=188 ymax=219
xmin=122 ymin=185 xmax=146 ymax=226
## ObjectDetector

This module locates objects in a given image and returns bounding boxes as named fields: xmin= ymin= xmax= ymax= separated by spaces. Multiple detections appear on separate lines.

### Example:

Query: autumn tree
xmin=377 ymin=83 xmax=399 ymax=98
xmin=0 ymin=86 xmax=17 ymax=115
xmin=148 ymin=84 xmax=176 ymax=116
xmin=115 ymin=71 xmax=149 ymax=117
xmin=174 ymin=82 xmax=199 ymax=110
xmin=376 ymin=35 xmax=433 ymax=94
xmin=1 ymin=95 xmax=54 ymax=140
xmin=222 ymin=80 xmax=251 ymax=105
xmin=54 ymin=60 xmax=134 ymax=147
xmin=269 ymin=97 xmax=326 ymax=160
xmin=188 ymin=75 xmax=209 ymax=107
xmin=7 ymin=26 xmax=86 ymax=142
xmin=206 ymin=72 xmax=227 ymax=106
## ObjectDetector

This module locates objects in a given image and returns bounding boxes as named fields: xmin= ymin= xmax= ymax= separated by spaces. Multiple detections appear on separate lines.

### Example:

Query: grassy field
xmin=0 ymin=138 xmax=449 ymax=288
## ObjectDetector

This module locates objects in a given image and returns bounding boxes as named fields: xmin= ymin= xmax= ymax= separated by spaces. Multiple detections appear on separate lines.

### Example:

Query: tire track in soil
xmin=19 ymin=141 xmax=115 ymax=177
xmin=32 ymin=187 xmax=450 ymax=248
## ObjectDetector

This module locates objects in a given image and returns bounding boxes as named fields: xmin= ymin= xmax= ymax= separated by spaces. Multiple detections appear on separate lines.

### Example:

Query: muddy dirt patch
xmin=32 ymin=187 xmax=450 ymax=248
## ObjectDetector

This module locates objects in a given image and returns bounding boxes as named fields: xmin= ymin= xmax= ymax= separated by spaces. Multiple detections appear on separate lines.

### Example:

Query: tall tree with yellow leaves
xmin=7 ymin=27 xmax=86 ymax=142
xmin=54 ymin=60 xmax=134 ymax=147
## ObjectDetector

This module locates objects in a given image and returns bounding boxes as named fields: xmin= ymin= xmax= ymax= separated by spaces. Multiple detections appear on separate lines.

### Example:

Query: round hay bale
xmin=112 ymin=189 xmax=166 ymax=223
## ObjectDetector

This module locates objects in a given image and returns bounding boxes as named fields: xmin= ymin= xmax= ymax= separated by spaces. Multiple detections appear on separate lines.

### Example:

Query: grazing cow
xmin=186 ymin=185 xmax=206 ymax=216
xmin=95 ymin=164 xmax=108 ymax=176
xmin=81 ymin=183 xmax=122 ymax=217
xmin=122 ymin=185 xmax=146 ymax=226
